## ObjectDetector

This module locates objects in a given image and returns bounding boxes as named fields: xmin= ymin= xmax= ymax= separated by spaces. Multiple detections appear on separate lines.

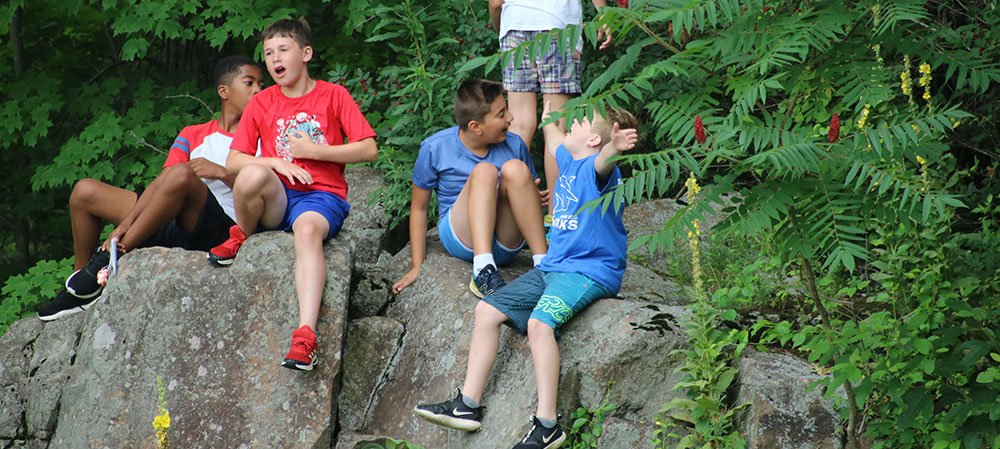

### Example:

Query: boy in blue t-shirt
xmin=392 ymin=79 xmax=549 ymax=298
xmin=414 ymin=102 xmax=639 ymax=449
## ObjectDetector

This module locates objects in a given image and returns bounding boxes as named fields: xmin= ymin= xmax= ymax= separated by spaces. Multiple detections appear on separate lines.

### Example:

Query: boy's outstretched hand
xmin=611 ymin=122 xmax=638 ymax=152
xmin=393 ymin=267 xmax=419 ymax=294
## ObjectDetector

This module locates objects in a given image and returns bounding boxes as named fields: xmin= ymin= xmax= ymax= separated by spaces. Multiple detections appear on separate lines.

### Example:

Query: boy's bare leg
xmin=232 ymin=164 xmax=288 ymax=236
xmin=291 ymin=212 xmax=330 ymax=331
xmin=507 ymin=91 xmax=538 ymax=150
xmin=119 ymin=164 xmax=209 ymax=251
xmin=540 ymin=93 xmax=573 ymax=196
xmin=462 ymin=300 xmax=510 ymax=403
xmin=68 ymin=179 xmax=137 ymax=270
xmin=449 ymin=163 xmax=499 ymax=256
xmin=527 ymin=318 xmax=560 ymax=420
xmin=496 ymin=160 xmax=547 ymax=255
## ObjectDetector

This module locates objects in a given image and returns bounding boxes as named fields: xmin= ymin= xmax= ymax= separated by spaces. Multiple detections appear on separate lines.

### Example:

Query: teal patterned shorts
xmin=482 ymin=269 xmax=612 ymax=334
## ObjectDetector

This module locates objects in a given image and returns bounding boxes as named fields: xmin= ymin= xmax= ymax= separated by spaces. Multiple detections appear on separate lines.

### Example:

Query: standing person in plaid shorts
xmin=488 ymin=0 xmax=612 ymax=216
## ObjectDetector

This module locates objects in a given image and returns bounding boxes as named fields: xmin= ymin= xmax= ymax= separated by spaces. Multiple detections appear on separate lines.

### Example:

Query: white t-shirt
xmin=499 ymin=0 xmax=584 ymax=39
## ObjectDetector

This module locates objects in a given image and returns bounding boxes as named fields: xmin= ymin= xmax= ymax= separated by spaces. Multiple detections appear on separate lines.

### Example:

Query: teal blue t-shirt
xmin=412 ymin=126 xmax=536 ymax=221
xmin=537 ymin=145 xmax=627 ymax=293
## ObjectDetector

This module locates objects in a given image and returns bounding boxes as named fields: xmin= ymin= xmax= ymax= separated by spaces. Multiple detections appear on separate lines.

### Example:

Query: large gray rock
xmin=0 ymin=319 xmax=43 ymax=440
xmin=347 ymin=251 xmax=394 ymax=320
xmin=354 ymin=238 xmax=690 ymax=449
xmin=618 ymin=263 xmax=687 ymax=305
xmin=339 ymin=316 xmax=405 ymax=432
xmin=48 ymin=232 xmax=352 ymax=449
xmin=24 ymin=316 xmax=86 ymax=439
xmin=343 ymin=166 xmax=387 ymax=270
xmin=736 ymin=347 xmax=842 ymax=449
xmin=622 ymin=197 xmax=731 ymax=278
xmin=597 ymin=417 xmax=661 ymax=448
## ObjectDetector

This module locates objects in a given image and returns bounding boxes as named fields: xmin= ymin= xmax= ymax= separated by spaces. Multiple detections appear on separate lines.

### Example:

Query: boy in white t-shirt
xmin=488 ymin=0 xmax=611 ymax=207
xmin=37 ymin=56 xmax=264 ymax=321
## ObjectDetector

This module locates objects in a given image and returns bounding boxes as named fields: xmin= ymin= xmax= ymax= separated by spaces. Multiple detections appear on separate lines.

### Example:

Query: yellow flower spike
xmin=917 ymin=155 xmax=926 ymax=165
xmin=153 ymin=412 xmax=171 ymax=430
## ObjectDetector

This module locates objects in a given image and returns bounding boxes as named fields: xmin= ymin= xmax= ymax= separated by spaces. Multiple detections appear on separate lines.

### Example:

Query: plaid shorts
xmin=500 ymin=30 xmax=581 ymax=94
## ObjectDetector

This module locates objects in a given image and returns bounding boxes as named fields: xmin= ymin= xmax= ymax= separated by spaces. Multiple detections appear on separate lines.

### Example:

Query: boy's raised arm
xmin=594 ymin=122 xmax=638 ymax=177
xmin=392 ymin=185 xmax=433 ymax=294
xmin=541 ymin=101 xmax=566 ymax=161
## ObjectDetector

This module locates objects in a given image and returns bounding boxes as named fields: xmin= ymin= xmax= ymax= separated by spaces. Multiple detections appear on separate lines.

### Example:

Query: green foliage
xmin=755 ymin=197 xmax=1000 ymax=448
xmin=0 ymin=257 xmax=71 ymax=334
xmin=359 ymin=438 xmax=425 ymax=449
xmin=336 ymin=0 xmax=495 ymax=227
xmin=565 ymin=401 xmax=616 ymax=448
xmin=657 ymin=299 xmax=749 ymax=449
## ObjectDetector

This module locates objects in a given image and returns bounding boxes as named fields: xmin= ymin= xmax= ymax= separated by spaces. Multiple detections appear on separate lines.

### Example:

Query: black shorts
xmin=135 ymin=189 xmax=235 ymax=251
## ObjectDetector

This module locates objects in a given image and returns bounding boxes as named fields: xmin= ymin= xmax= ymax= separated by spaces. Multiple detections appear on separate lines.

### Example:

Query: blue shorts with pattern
xmin=438 ymin=207 xmax=524 ymax=264
xmin=483 ymin=269 xmax=612 ymax=334
xmin=269 ymin=185 xmax=350 ymax=241
xmin=500 ymin=30 xmax=582 ymax=94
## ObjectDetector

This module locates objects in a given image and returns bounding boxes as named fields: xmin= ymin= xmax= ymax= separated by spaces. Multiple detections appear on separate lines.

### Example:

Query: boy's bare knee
xmin=292 ymin=214 xmax=328 ymax=241
xmin=527 ymin=318 xmax=554 ymax=340
xmin=474 ymin=300 xmax=507 ymax=325
xmin=69 ymin=178 xmax=103 ymax=207
xmin=162 ymin=164 xmax=199 ymax=189
xmin=233 ymin=164 xmax=271 ymax=193
xmin=469 ymin=162 xmax=499 ymax=183
xmin=499 ymin=159 xmax=531 ymax=183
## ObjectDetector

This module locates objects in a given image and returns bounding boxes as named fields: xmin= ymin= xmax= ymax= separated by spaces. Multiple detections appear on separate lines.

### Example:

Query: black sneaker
xmin=469 ymin=264 xmax=506 ymax=298
xmin=65 ymin=250 xmax=111 ymax=299
xmin=512 ymin=415 xmax=566 ymax=449
xmin=414 ymin=389 xmax=485 ymax=432
xmin=37 ymin=289 xmax=102 ymax=321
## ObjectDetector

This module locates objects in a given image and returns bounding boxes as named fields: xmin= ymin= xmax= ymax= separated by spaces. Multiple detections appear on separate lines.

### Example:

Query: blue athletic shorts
xmin=438 ymin=207 xmax=524 ymax=264
xmin=270 ymin=185 xmax=350 ymax=241
xmin=482 ymin=269 xmax=612 ymax=334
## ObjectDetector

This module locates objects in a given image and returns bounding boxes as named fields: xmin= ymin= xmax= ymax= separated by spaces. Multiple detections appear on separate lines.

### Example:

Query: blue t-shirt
xmin=537 ymin=145 xmax=627 ymax=293
xmin=412 ymin=126 xmax=537 ymax=220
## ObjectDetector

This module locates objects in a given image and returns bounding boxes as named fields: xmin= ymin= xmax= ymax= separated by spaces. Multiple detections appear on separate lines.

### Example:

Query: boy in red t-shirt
xmin=209 ymin=18 xmax=378 ymax=371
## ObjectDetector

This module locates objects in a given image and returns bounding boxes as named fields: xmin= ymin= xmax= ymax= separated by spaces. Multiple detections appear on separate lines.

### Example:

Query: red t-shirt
xmin=231 ymin=80 xmax=377 ymax=199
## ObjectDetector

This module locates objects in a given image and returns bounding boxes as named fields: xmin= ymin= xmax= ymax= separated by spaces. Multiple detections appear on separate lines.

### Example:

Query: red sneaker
xmin=207 ymin=225 xmax=246 ymax=266
xmin=282 ymin=325 xmax=318 ymax=371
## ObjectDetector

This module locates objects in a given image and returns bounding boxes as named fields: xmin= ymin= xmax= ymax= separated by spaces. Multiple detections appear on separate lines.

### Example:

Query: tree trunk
xmin=11 ymin=5 xmax=25 ymax=75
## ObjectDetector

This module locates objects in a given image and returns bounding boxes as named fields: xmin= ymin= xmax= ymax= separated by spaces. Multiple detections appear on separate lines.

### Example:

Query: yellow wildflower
xmin=919 ymin=63 xmax=931 ymax=74
xmin=153 ymin=411 xmax=171 ymax=430
xmin=857 ymin=104 xmax=871 ymax=128
xmin=923 ymin=91 xmax=931 ymax=100
xmin=916 ymin=155 xmax=926 ymax=165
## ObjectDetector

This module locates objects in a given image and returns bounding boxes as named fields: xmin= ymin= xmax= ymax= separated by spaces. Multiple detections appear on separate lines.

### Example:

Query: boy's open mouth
xmin=274 ymin=66 xmax=286 ymax=76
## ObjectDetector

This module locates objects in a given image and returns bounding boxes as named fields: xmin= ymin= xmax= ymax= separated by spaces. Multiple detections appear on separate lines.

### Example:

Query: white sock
xmin=472 ymin=254 xmax=496 ymax=275
xmin=532 ymin=253 xmax=547 ymax=267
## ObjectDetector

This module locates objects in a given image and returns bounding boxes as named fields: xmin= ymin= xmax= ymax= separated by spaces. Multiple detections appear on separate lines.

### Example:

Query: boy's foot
xmin=414 ymin=389 xmax=485 ymax=432
xmin=512 ymin=415 xmax=566 ymax=449
xmin=470 ymin=264 xmax=505 ymax=298
xmin=208 ymin=225 xmax=246 ymax=266
xmin=37 ymin=289 xmax=102 ymax=321
xmin=281 ymin=325 xmax=318 ymax=371
xmin=65 ymin=249 xmax=111 ymax=299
